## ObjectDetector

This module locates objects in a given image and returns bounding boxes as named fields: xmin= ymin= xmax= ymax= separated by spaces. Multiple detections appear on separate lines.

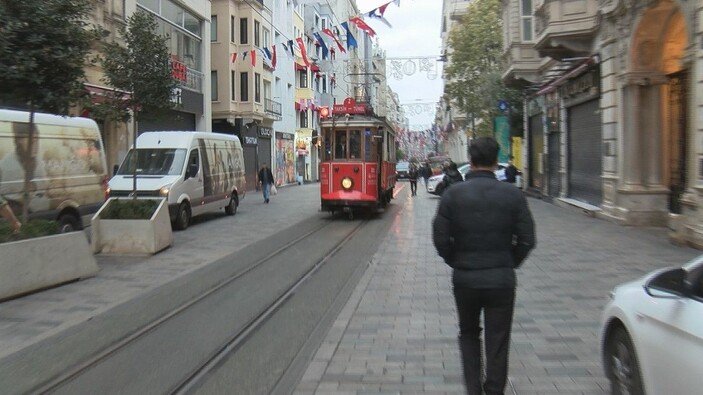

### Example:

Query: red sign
xmin=332 ymin=97 xmax=366 ymax=114
xmin=171 ymin=56 xmax=187 ymax=82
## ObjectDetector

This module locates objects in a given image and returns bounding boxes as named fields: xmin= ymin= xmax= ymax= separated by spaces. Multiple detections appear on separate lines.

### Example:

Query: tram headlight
xmin=341 ymin=177 xmax=353 ymax=191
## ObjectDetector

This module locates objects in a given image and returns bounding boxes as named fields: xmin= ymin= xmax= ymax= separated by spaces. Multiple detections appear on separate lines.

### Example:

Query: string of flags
xmin=231 ymin=0 xmax=400 ymax=69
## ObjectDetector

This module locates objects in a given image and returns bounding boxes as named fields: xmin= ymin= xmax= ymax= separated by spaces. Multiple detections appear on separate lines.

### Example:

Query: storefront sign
xmin=560 ymin=68 xmax=600 ymax=100
xmin=244 ymin=136 xmax=258 ymax=145
xmin=258 ymin=127 xmax=273 ymax=138
xmin=276 ymin=132 xmax=294 ymax=140
xmin=333 ymin=97 xmax=366 ymax=114
xmin=171 ymin=56 xmax=187 ymax=82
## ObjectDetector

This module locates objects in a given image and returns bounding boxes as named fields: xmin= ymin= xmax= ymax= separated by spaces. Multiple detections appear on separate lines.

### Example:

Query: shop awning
xmin=295 ymin=63 xmax=307 ymax=71
xmin=310 ymin=64 xmax=320 ymax=72
xmin=84 ymin=84 xmax=131 ymax=103
xmin=536 ymin=56 xmax=599 ymax=96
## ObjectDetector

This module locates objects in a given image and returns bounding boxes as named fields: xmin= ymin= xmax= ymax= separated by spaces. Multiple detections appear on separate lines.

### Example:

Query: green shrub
xmin=0 ymin=220 xmax=60 ymax=244
xmin=99 ymin=199 xmax=159 ymax=220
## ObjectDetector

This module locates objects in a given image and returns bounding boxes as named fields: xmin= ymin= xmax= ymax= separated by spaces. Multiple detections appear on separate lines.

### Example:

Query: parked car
xmin=600 ymin=254 xmax=703 ymax=395
xmin=396 ymin=161 xmax=410 ymax=179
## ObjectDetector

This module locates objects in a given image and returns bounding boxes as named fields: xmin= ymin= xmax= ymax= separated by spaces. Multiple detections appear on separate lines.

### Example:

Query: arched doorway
xmin=630 ymin=1 xmax=689 ymax=214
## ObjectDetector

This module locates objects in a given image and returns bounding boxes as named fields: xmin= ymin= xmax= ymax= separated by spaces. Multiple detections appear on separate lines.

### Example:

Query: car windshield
xmin=117 ymin=148 xmax=188 ymax=176
xmin=396 ymin=162 xmax=409 ymax=170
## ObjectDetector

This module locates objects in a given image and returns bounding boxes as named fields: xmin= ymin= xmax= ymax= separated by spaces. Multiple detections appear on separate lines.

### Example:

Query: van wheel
xmin=173 ymin=202 xmax=191 ymax=230
xmin=58 ymin=214 xmax=80 ymax=233
xmin=225 ymin=194 xmax=238 ymax=216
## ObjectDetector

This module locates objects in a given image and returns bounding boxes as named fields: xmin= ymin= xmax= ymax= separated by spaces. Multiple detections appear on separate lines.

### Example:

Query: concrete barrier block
xmin=0 ymin=231 xmax=98 ymax=301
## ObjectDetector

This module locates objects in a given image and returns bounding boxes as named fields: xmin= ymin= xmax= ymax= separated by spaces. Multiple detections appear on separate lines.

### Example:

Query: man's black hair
xmin=469 ymin=137 xmax=499 ymax=167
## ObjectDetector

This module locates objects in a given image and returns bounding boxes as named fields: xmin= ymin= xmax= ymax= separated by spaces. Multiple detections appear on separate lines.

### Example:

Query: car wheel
xmin=605 ymin=327 xmax=645 ymax=395
xmin=225 ymin=194 xmax=237 ymax=216
xmin=173 ymin=202 xmax=191 ymax=230
xmin=58 ymin=213 xmax=80 ymax=233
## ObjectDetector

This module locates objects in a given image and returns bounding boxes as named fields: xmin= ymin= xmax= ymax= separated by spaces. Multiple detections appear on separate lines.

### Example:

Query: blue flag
xmin=313 ymin=32 xmax=329 ymax=59
xmin=341 ymin=22 xmax=357 ymax=50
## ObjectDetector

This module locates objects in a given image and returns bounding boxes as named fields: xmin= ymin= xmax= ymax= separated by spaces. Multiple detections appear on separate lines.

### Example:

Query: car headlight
xmin=341 ymin=177 xmax=353 ymax=190
xmin=159 ymin=186 xmax=170 ymax=197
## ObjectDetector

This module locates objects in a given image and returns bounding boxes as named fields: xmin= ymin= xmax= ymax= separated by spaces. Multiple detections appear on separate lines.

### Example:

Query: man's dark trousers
xmin=453 ymin=287 xmax=515 ymax=395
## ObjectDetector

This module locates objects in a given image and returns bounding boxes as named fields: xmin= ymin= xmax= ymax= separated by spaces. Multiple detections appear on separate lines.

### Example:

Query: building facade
xmin=502 ymin=0 xmax=703 ymax=248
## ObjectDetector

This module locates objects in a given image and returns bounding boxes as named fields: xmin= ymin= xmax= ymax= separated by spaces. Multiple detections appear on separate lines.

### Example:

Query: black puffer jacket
xmin=432 ymin=170 xmax=536 ymax=288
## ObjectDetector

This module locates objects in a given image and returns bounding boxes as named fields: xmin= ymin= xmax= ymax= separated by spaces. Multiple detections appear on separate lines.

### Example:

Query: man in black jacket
xmin=433 ymin=137 xmax=535 ymax=395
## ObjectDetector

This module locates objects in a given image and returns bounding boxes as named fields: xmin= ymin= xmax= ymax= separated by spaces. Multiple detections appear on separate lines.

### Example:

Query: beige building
xmin=501 ymin=0 xmax=703 ymax=249
xmin=211 ymin=0 xmax=280 ymax=189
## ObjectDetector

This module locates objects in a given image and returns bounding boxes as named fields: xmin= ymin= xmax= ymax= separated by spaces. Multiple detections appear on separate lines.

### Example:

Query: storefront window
xmin=137 ymin=0 xmax=158 ymax=13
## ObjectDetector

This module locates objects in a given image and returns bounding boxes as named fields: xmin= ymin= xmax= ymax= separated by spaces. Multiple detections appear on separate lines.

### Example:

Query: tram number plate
xmin=367 ymin=166 xmax=376 ymax=186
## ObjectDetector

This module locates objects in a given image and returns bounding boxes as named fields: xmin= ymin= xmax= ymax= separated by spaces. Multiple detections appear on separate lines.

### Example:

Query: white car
xmin=600 ymin=254 xmax=703 ymax=394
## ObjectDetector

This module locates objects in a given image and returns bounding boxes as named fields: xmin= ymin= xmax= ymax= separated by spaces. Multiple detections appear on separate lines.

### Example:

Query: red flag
xmin=349 ymin=17 xmax=376 ymax=37
xmin=322 ymin=28 xmax=346 ymax=53
xmin=296 ymin=37 xmax=311 ymax=67
xmin=271 ymin=45 xmax=277 ymax=69
xmin=231 ymin=53 xmax=238 ymax=64
xmin=250 ymin=49 xmax=256 ymax=66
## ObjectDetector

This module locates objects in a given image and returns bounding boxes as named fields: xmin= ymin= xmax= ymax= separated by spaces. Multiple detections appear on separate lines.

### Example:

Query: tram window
xmin=335 ymin=130 xmax=347 ymax=159
xmin=349 ymin=130 xmax=361 ymax=159
xmin=324 ymin=133 xmax=331 ymax=161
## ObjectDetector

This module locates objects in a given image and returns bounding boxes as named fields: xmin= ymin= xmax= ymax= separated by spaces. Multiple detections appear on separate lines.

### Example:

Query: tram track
xmin=35 ymin=216 xmax=374 ymax=395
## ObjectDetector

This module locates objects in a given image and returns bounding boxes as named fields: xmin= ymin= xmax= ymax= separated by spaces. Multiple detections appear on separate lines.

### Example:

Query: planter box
xmin=0 ymin=231 xmax=98 ymax=301
xmin=91 ymin=198 xmax=173 ymax=255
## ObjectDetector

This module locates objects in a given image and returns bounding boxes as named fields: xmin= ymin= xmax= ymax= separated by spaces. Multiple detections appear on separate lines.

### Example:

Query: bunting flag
xmin=259 ymin=47 xmax=273 ymax=68
xmin=296 ymin=37 xmax=311 ymax=67
xmin=271 ymin=45 xmax=277 ymax=69
xmin=281 ymin=42 xmax=293 ymax=59
xmin=242 ymin=51 xmax=248 ymax=61
xmin=287 ymin=39 xmax=296 ymax=58
xmin=349 ymin=17 xmax=376 ymax=37
xmin=231 ymin=52 xmax=238 ymax=64
xmin=368 ymin=3 xmax=393 ymax=28
xmin=313 ymin=32 xmax=329 ymax=59
xmin=341 ymin=22 xmax=358 ymax=49
xmin=322 ymin=28 xmax=346 ymax=53
xmin=250 ymin=49 xmax=256 ymax=66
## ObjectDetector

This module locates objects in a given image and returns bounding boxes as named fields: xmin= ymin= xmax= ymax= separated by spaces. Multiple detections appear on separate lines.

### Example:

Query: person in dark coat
xmin=442 ymin=161 xmax=464 ymax=189
xmin=408 ymin=164 xmax=419 ymax=196
xmin=504 ymin=156 xmax=518 ymax=184
xmin=432 ymin=137 xmax=536 ymax=395
xmin=421 ymin=162 xmax=432 ymax=188
xmin=257 ymin=163 xmax=275 ymax=204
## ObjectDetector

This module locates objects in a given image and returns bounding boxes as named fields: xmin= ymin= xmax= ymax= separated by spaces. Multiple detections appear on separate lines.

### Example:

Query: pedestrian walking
xmin=442 ymin=161 xmax=464 ymax=188
xmin=408 ymin=163 xmax=419 ymax=196
xmin=432 ymin=137 xmax=536 ymax=395
xmin=258 ymin=163 xmax=275 ymax=204
xmin=504 ymin=156 xmax=518 ymax=185
xmin=421 ymin=162 xmax=431 ymax=188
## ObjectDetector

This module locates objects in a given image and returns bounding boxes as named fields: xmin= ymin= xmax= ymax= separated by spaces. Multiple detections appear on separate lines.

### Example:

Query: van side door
xmin=183 ymin=148 xmax=204 ymax=203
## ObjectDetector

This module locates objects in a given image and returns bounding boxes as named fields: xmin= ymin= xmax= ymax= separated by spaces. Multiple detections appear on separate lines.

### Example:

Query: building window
xmin=235 ymin=70 xmax=237 ymax=101
xmin=211 ymin=71 xmax=218 ymax=101
xmin=211 ymin=15 xmax=217 ymax=41
xmin=255 ymin=73 xmax=261 ymax=103
xmin=322 ymin=76 xmax=327 ymax=93
xmin=520 ymin=0 xmax=533 ymax=42
xmin=240 ymin=72 xmax=249 ymax=101
xmin=240 ymin=18 xmax=248 ymax=44
xmin=299 ymin=70 xmax=307 ymax=88
xmin=300 ymin=110 xmax=308 ymax=128
xmin=231 ymin=15 xmax=235 ymax=42
xmin=254 ymin=20 xmax=260 ymax=47
xmin=263 ymin=28 xmax=270 ymax=49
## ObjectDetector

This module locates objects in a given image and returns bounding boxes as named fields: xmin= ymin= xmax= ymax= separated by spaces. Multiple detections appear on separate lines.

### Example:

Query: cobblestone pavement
xmin=294 ymin=182 xmax=700 ymax=395
xmin=1 ymin=180 xmax=700 ymax=395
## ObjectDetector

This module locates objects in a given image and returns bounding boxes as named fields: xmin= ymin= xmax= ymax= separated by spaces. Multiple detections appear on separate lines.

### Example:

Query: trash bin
xmin=297 ymin=175 xmax=303 ymax=185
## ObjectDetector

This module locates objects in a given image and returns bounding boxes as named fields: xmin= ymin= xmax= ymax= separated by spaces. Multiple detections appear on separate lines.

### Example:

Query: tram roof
xmin=320 ymin=114 xmax=396 ymax=135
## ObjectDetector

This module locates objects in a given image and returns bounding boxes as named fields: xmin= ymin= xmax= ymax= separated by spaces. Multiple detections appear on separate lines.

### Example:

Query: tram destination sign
xmin=333 ymin=97 xmax=366 ymax=114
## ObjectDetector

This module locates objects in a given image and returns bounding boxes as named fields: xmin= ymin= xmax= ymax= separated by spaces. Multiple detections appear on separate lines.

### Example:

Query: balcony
xmin=264 ymin=98 xmax=282 ymax=120
xmin=533 ymin=0 xmax=599 ymax=60
xmin=176 ymin=68 xmax=203 ymax=93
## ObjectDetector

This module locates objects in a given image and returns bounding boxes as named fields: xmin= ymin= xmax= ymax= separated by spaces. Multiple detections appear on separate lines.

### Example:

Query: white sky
xmin=355 ymin=0 xmax=444 ymax=130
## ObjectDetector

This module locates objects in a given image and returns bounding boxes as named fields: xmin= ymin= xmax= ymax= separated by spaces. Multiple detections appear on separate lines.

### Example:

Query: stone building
xmin=501 ymin=0 xmax=703 ymax=248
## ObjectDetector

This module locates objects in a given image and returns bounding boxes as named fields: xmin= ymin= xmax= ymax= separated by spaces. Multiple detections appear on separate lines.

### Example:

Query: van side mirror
xmin=113 ymin=164 xmax=119 ymax=176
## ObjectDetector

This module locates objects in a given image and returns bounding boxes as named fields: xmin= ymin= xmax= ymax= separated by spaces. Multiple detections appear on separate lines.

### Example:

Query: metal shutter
xmin=568 ymin=99 xmax=602 ymax=205
xmin=258 ymin=138 xmax=272 ymax=169
xmin=548 ymin=132 xmax=561 ymax=197
xmin=528 ymin=115 xmax=544 ymax=189
xmin=244 ymin=146 xmax=258 ymax=191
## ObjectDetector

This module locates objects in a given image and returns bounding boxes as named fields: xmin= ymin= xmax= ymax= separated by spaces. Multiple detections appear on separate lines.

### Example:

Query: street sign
xmin=497 ymin=99 xmax=509 ymax=113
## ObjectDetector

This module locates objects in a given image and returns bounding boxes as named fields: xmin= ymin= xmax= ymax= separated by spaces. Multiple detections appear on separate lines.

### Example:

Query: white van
xmin=108 ymin=131 xmax=246 ymax=230
xmin=0 ymin=108 xmax=108 ymax=232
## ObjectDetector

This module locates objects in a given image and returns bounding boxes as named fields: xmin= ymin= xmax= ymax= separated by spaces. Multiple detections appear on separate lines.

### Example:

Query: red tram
xmin=319 ymin=98 xmax=396 ymax=219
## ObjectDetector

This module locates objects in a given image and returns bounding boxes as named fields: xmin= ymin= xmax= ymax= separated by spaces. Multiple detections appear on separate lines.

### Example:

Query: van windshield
xmin=117 ymin=149 xmax=187 ymax=176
